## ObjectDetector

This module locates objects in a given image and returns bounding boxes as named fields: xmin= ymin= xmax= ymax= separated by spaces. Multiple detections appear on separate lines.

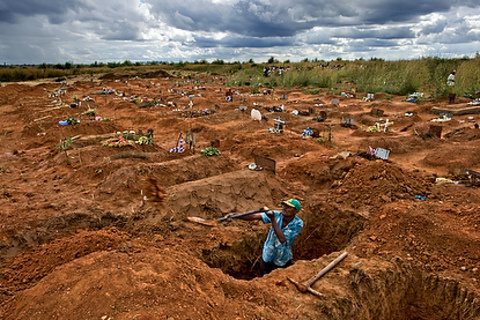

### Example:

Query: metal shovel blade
xmin=186 ymin=216 xmax=217 ymax=227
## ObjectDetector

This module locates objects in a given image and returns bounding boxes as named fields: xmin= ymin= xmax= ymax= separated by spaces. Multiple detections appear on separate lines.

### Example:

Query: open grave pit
xmin=200 ymin=203 xmax=367 ymax=280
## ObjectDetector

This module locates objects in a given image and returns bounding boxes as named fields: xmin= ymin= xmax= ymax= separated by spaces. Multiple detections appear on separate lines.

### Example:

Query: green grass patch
xmin=2 ymin=58 xmax=479 ymax=100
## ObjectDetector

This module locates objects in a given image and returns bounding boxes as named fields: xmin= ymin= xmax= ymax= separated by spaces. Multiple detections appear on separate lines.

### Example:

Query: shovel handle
xmin=219 ymin=207 xmax=268 ymax=222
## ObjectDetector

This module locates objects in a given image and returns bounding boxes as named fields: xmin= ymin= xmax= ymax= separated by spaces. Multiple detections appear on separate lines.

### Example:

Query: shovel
xmin=187 ymin=207 xmax=268 ymax=227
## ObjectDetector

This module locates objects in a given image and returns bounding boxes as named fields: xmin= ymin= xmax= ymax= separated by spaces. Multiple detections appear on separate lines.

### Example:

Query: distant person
xmin=447 ymin=70 xmax=456 ymax=104
xmin=228 ymin=199 xmax=303 ymax=275
xmin=263 ymin=67 xmax=269 ymax=77
xmin=447 ymin=70 xmax=456 ymax=87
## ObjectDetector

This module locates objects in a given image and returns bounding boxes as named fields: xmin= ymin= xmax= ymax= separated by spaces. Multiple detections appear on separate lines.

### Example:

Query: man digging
xmin=229 ymin=199 xmax=303 ymax=276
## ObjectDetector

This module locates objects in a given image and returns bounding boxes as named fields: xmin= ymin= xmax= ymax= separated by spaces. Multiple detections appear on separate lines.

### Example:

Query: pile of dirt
xmin=99 ymin=73 xmax=130 ymax=81
xmin=3 ymin=228 xmax=127 ymax=292
xmin=420 ymin=143 xmax=480 ymax=172
xmin=0 ymin=245 xmax=285 ymax=320
xmin=444 ymin=127 xmax=480 ymax=141
xmin=141 ymin=70 xmax=172 ymax=78
xmin=147 ymin=154 xmax=242 ymax=187
xmin=99 ymin=70 xmax=171 ymax=81
xmin=355 ymin=199 xmax=480 ymax=284
xmin=349 ymin=135 xmax=415 ymax=155
xmin=164 ymin=170 xmax=287 ymax=221
xmin=281 ymin=152 xmax=354 ymax=190
xmin=333 ymin=158 xmax=432 ymax=206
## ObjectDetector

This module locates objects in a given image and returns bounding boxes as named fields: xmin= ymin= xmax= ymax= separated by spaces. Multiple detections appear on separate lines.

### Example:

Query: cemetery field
xmin=0 ymin=69 xmax=479 ymax=320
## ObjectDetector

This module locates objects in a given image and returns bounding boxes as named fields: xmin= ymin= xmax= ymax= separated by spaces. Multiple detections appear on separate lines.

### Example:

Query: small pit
xmin=200 ymin=205 xmax=366 ymax=280
xmin=200 ymin=232 xmax=266 ymax=280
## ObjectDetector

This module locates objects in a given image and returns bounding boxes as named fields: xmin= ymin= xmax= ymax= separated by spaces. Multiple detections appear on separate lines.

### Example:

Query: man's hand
xmin=266 ymin=210 xmax=274 ymax=219
xmin=266 ymin=208 xmax=286 ymax=243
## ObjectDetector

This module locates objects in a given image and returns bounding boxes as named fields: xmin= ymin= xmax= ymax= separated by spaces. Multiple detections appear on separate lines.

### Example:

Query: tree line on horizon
xmin=4 ymin=53 xmax=478 ymax=69
xmin=1 ymin=56 xmax=479 ymax=99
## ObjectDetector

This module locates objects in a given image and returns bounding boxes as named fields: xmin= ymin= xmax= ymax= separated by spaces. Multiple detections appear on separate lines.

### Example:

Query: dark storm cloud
xmin=99 ymin=21 xmax=144 ymax=41
xmin=150 ymin=0 xmax=337 ymax=37
xmin=304 ymin=32 xmax=339 ymax=45
xmin=419 ymin=20 xmax=448 ymax=35
xmin=332 ymin=27 xmax=415 ymax=40
xmin=359 ymin=0 xmax=480 ymax=24
xmin=359 ymin=0 xmax=451 ymax=24
xmin=0 ymin=0 xmax=86 ymax=24
xmin=303 ymin=26 xmax=413 ymax=47
xmin=149 ymin=0 xmax=480 ymax=38
xmin=0 ymin=0 xmax=143 ymax=41
xmin=150 ymin=0 xmax=314 ymax=37
xmin=360 ymin=38 xmax=400 ymax=48
xmin=342 ymin=44 xmax=376 ymax=54
xmin=193 ymin=35 xmax=295 ymax=48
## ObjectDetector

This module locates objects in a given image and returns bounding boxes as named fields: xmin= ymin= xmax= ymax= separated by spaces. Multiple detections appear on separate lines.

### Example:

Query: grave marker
xmin=341 ymin=118 xmax=355 ymax=128
xmin=186 ymin=131 xmax=197 ymax=149
xmin=370 ymin=108 xmax=385 ymax=117
xmin=439 ymin=112 xmax=453 ymax=119
xmin=374 ymin=148 xmax=390 ymax=160
xmin=254 ymin=155 xmax=276 ymax=173
xmin=269 ymin=116 xmax=285 ymax=133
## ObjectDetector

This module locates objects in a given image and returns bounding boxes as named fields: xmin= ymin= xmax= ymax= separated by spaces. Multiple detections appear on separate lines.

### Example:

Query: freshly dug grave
xmin=201 ymin=202 xmax=367 ymax=280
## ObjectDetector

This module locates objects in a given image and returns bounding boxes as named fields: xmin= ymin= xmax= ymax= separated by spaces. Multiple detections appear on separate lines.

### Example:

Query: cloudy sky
xmin=1 ymin=0 xmax=480 ymax=65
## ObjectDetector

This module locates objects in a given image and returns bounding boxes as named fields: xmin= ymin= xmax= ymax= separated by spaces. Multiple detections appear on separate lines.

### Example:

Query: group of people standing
xmin=263 ymin=66 xmax=289 ymax=77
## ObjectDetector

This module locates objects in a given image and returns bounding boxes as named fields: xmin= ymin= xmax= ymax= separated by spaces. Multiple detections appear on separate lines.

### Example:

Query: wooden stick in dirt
xmin=288 ymin=252 xmax=348 ymax=298
xmin=39 ymin=105 xmax=68 ymax=113
xmin=71 ymin=133 xmax=118 ymax=141
xmin=33 ymin=115 xmax=52 ymax=122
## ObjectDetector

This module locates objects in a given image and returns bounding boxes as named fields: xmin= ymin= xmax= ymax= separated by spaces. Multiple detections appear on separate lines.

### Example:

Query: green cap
xmin=281 ymin=199 xmax=301 ymax=212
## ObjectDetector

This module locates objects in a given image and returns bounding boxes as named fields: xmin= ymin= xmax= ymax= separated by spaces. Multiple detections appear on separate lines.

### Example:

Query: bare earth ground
xmin=0 ymin=71 xmax=479 ymax=320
